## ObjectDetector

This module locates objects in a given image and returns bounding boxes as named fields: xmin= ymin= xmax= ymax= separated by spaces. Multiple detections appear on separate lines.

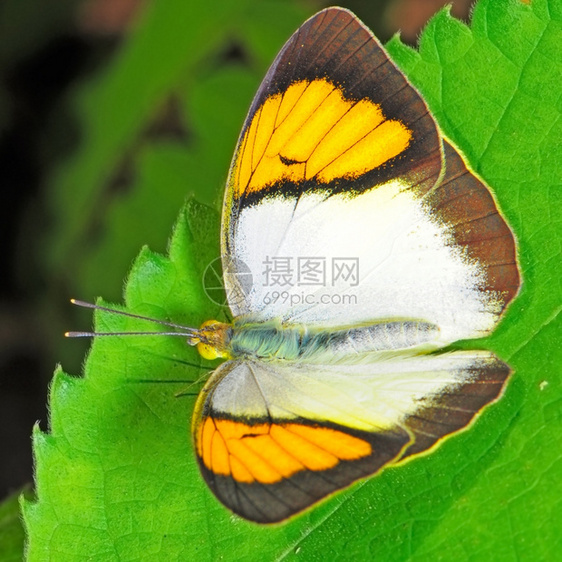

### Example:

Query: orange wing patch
xmin=196 ymin=418 xmax=372 ymax=484
xmin=233 ymin=79 xmax=412 ymax=197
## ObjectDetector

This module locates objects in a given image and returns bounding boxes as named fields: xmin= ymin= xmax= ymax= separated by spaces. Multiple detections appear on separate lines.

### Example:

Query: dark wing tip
xmin=402 ymin=353 xmax=511 ymax=458
xmin=427 ymin=140 xmax=521 ymax=314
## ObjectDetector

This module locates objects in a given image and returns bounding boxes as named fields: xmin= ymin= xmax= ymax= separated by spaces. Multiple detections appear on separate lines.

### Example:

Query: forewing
xmin=192 ymin=353 xmax=510 ymax=523
xmin=221 ymin=7 xmax=442 ymax=311
xmin=221 ymin=8 xmax=519 ymax=343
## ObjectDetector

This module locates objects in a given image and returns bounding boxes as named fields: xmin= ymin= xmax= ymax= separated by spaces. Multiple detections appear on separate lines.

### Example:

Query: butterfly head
xmin=193 ymin=320 xmax=232 ymax=360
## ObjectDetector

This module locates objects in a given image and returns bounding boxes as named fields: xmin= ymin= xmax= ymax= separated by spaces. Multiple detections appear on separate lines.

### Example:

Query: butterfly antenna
xmin=65 ymin=299 xmax=200 ymax=345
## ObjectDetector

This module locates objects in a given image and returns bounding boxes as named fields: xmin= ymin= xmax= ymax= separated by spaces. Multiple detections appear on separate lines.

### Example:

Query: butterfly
xmin=185 ymin=7 xmax=520 ymax=523
xmin=72 ymin=7 xmax=520 ymax=524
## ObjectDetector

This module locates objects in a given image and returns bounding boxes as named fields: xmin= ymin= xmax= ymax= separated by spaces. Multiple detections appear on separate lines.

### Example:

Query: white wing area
xmin=227 ymin=182 xmax=503 ymax=344
xmin=207 ymin=351 xmax=504 ymax=434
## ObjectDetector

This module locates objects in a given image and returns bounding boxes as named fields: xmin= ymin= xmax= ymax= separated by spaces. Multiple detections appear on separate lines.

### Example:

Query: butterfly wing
xmin=193 ymin=352 xmax=510 ymax=523
xmin=222 ymin=8 xmax=519 ymax=343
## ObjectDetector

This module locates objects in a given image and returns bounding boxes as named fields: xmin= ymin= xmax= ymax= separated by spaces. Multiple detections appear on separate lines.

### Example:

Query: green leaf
xmin=0 ymin=487 xmax=32 ymax=562
xmin=25 ymin=0 xmax=561 ymax=560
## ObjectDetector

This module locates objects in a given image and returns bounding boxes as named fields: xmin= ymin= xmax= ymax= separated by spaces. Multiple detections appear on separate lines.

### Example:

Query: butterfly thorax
xmin=195 ymin=318 xmax=441 ymax=364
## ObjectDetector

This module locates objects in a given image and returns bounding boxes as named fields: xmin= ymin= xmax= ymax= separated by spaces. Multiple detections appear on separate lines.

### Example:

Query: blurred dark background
xmin=0 ymin=0 xmax=472 ymax=503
